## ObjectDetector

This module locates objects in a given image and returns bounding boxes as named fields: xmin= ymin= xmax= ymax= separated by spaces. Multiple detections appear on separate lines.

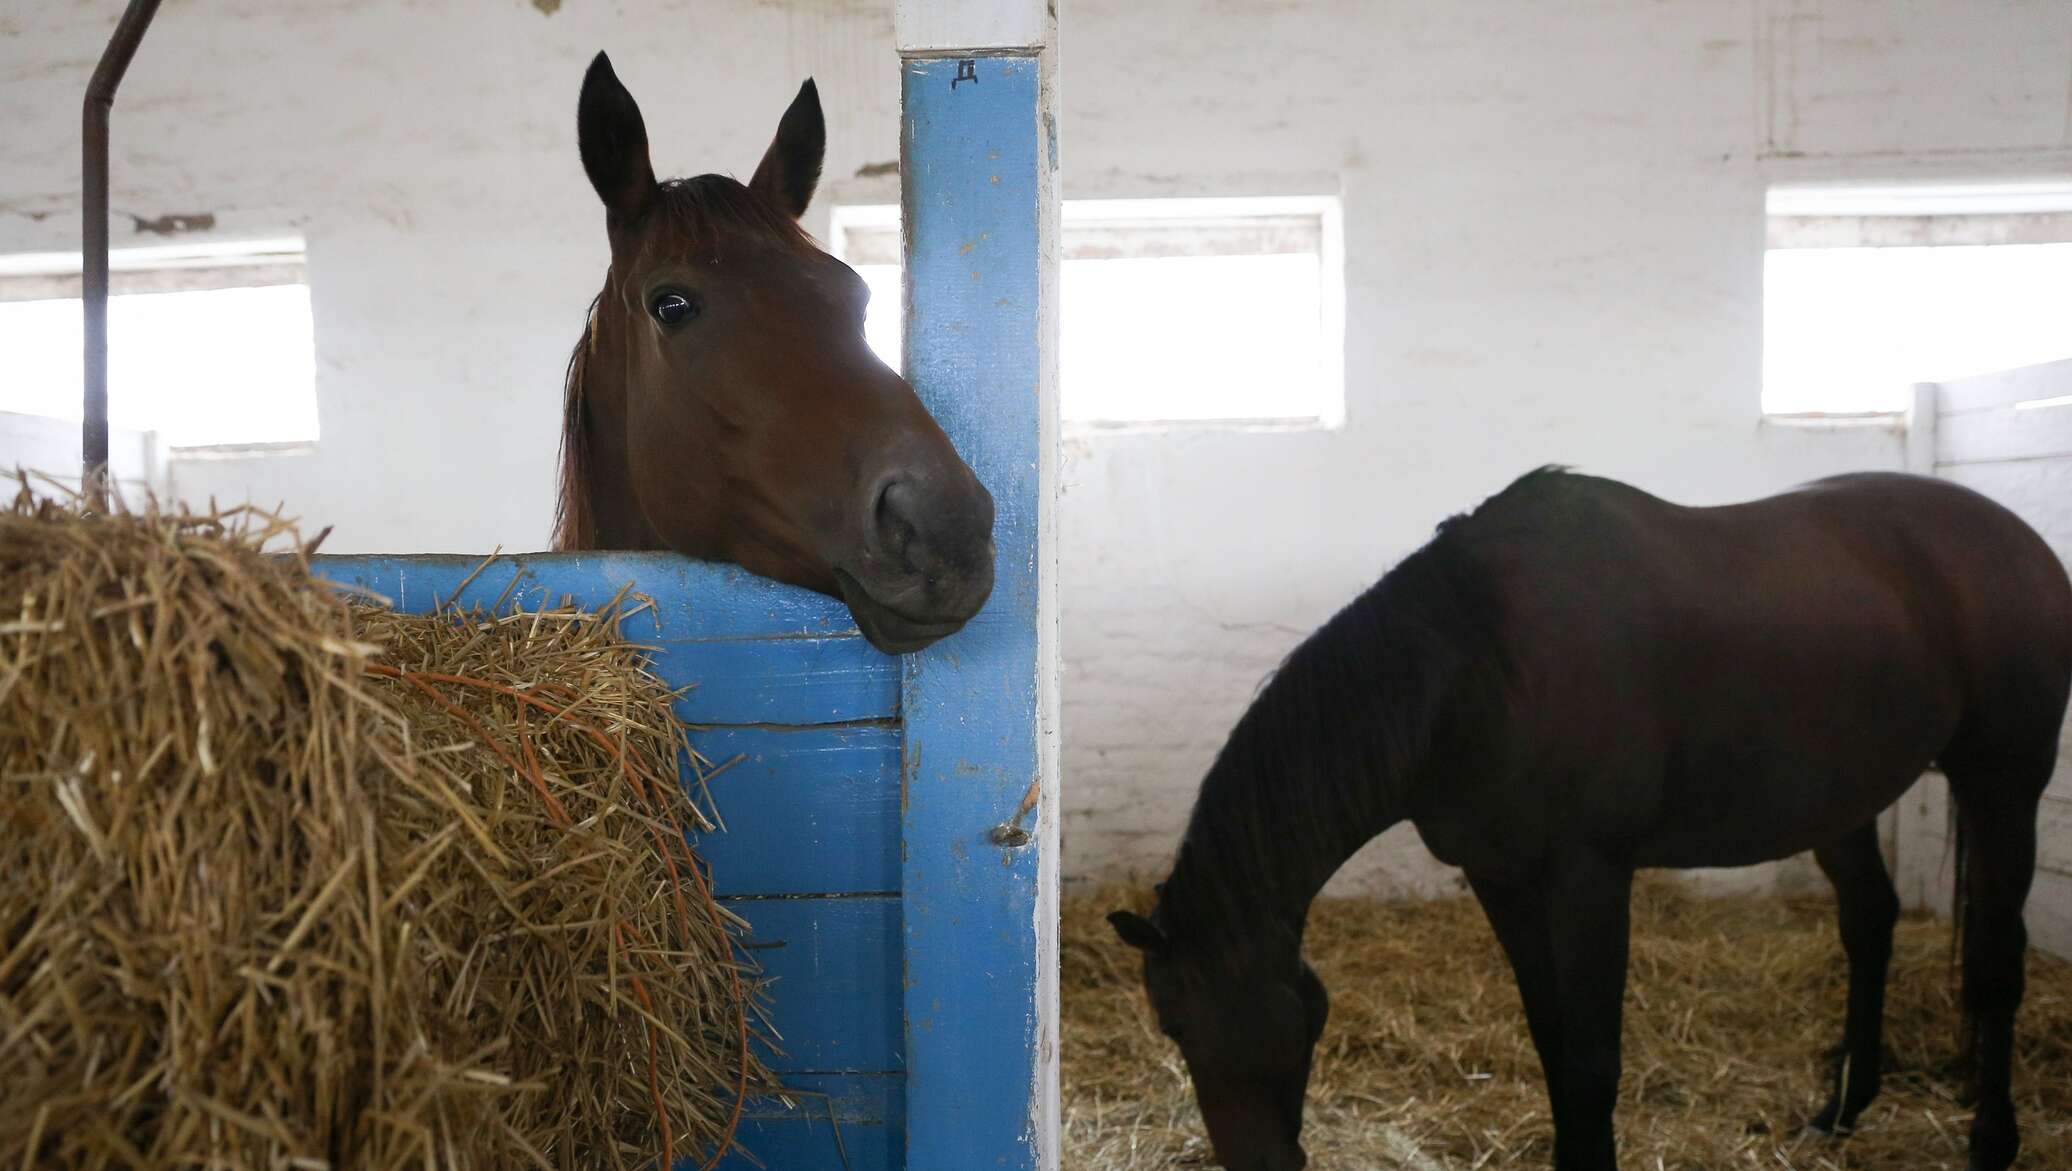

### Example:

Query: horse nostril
xmin=873 ymin=476 xmax=920 ymax=566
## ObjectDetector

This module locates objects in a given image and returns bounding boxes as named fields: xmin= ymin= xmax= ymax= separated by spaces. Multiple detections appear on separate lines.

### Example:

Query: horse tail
xmin=1949 ymin=787 xmax=1976 ymax=1075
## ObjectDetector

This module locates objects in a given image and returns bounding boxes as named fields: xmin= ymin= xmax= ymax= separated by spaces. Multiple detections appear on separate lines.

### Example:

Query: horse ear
xmin=1107 ymin=910 xmax=1170 ymax=955
xmin=578 ymin=52 xmax=658 ymax=224
xmin=749 ymin=78 xmax=825 ymax=220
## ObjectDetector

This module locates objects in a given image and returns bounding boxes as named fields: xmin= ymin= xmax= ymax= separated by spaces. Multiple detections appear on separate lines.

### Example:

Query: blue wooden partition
xmin=900 ymin=49 xmax=1055 ymax=1171
xmin=309 ymin=555 xmax=909 ymax=1169
xmin=308 ymin=8 xmax=1059 ymax=1167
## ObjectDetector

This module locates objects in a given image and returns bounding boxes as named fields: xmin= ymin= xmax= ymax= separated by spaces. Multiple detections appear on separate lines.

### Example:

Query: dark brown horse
xmin=557 ymin=53 xmax=995 ymax=653
xmin=1110 ymin=468 xmax=2070 ymax=1171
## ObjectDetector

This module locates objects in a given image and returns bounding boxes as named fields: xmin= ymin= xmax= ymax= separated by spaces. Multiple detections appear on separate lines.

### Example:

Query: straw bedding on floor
xmin=1066 ymin=878 xmax=2072 ymax=1169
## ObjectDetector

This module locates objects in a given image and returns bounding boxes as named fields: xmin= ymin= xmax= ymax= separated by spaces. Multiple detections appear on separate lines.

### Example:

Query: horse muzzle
xmin=833 ymin=557 xmax=993 ymax=654
xmin=835 ymin=458 xmax=996 ymax=654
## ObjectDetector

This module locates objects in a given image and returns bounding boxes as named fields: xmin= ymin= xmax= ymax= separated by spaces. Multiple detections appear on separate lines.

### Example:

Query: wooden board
xmin=653 ymin=636 xmax=898 ymax=726
xmin=1938 ymin=401 xmax=2072 ymax=466
xmin=690 ymin=724 xmax=901 ymax=897
xmin=0 ymin=408 xmax=156 ymax=498
xmin=316 ymin=553 xmax=862 ymax=639
xmin=727 ymin=895 xmax=903 ymax=1073
xmin=718 ymin=1074 xmax=904 ymax=1171
xmin=1935 ymin=357 xmax=2072 ymax=415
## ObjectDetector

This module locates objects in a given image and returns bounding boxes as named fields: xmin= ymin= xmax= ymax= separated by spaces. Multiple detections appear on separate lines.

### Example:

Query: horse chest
xmin=1412 ymin=794 xmax=1563 ymax=878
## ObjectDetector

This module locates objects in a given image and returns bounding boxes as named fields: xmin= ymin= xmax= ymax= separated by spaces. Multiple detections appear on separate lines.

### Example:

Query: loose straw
xmin=1066 ymin=878 xmax=2072 ymax=1170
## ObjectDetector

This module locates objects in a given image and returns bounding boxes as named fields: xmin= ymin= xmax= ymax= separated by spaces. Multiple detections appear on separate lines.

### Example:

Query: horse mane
xmin=1162 ymin=490 xmax=1527 ymax=942
xmin=552 ymin=176 xmax=820 ymax=551
xmin=552 ymin=293 xmax=603 ymax=551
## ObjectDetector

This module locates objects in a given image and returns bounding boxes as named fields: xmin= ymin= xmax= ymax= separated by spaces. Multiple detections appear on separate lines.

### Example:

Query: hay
xmin=1067 ymin=878 xmax=2072 ymax=1169
xmin=0 ymin=483 xmax=775 ymax=1171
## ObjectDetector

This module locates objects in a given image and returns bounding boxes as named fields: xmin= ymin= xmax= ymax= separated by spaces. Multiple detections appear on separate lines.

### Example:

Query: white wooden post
xmin=1905 ymin=380 xmax=1939 ymax=474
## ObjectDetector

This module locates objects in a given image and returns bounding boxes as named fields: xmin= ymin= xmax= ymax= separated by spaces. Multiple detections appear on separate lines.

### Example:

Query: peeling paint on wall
xmin=130 ymin=212 xmax=215 ymax=236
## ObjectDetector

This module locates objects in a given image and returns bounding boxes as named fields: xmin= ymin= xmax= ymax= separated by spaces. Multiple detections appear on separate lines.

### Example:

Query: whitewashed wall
xmin=4 ymin=1 xmax=2071 ymax=898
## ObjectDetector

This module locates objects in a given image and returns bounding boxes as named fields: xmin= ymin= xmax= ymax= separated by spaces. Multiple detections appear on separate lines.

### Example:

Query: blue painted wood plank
xmin=688 ymin=725 xmax=901 ymax=897
xmin=706 ymin=1076 xmax=903 ymax=1171
xmin=730 ymin=895 xmax=902 ymax=1074
xmin=737 ymin=1073 xmax=900 ymax=1123
xmin=309 ymin=552 xmax=856 ymax=640
xmin=309 ymin=554 xmax=898 ymax=724
xmin=900 ymin=54 xmax=1049 ymax=1171
xmin=655 ymin=636 xmax=898 ymax=726
xmin=710 ymin=1117 xmax=898 ymax=1171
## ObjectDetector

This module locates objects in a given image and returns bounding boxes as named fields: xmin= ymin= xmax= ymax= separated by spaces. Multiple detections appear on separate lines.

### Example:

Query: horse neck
xmin=1162 ymin=562 xmax=1485 ymax=945
xmin=1165 ymin=734 xmax=1408 ymax=946
xmin=560 ymin=291 xmax=663 ymax=551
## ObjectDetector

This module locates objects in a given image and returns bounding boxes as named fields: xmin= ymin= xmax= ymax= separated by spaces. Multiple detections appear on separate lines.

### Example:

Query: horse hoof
xmin=1968 ymin=1140 xmax=2019 ymax=1171
xmin=1968 ymin=1114 xmax=2019 ymax=1171
xmin=1802 ymin=1100 xmax=1861 ymax=1138
xmin=1805 ymin=1075 xmax=1880 ymax=1138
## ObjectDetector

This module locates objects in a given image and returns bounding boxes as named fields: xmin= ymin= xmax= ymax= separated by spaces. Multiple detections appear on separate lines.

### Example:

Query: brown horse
xmin=1110 ymin=468 xmax=2070 ymax=1171
xmin=556 ymin=53 xmax=995 ymax=654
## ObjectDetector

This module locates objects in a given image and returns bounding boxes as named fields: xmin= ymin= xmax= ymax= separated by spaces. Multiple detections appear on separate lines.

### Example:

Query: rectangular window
xmin=832 ymin=197 xmax=1344 ymax=427
xmin=1763 ymin=185 xmax=2072 ymax=416
xmin=0 ymin=239 xmax=317 ymax=450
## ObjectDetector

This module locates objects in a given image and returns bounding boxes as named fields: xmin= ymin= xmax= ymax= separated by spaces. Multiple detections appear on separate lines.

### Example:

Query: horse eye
xmin=650 ymin=292 xmax=698 ymax=326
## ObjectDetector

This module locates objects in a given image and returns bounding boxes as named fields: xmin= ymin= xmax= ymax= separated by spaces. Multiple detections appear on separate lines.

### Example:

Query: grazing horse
xmin=1109 ymin=468 xmax=2070 ymax=1171
xmin=557 ymin=53 xmax=995 ymax=654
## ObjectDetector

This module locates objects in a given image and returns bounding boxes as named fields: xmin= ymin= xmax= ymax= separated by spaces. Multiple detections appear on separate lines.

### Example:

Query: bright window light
xmin=1763 ymin=187 xmax=2072 ymax=416
xmin=833 ymin=197 xmax=1343 ymax=426
xmin=0 ymin=241 xmax=317 ymax=449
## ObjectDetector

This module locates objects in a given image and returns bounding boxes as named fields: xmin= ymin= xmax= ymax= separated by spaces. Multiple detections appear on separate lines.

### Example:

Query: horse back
xmin=1756 ymin=472 xmax=2072 ymax=708
xmin=1422 ymin=469 xmax=2072 ymax=868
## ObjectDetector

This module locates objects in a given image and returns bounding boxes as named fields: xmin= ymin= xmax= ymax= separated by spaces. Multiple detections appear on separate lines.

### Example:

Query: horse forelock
xmin=642 ymin=174 xmax=818 ymax=260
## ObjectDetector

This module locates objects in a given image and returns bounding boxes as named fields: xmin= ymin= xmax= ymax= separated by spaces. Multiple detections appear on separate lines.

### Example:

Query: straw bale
xmin=0 ymin=483 xmax=773 ymax=1171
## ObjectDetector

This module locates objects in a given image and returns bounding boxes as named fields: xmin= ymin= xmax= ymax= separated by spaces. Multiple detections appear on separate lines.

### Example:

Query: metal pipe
xmin=82 ymin=0 xmax=164 ymax=511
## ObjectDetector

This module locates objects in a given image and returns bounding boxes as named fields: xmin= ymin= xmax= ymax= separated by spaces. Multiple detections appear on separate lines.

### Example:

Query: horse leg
xmin=1944 ymin=767 xmax=2046 ymax=1171
xmin=1540 ymin=849 xmax=1634 ymax=1171
xmin=1807 ymin=821 xmax=1899 ymax=1135
xmin=1466 ymin=872 xmax=1565 ymax=1123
